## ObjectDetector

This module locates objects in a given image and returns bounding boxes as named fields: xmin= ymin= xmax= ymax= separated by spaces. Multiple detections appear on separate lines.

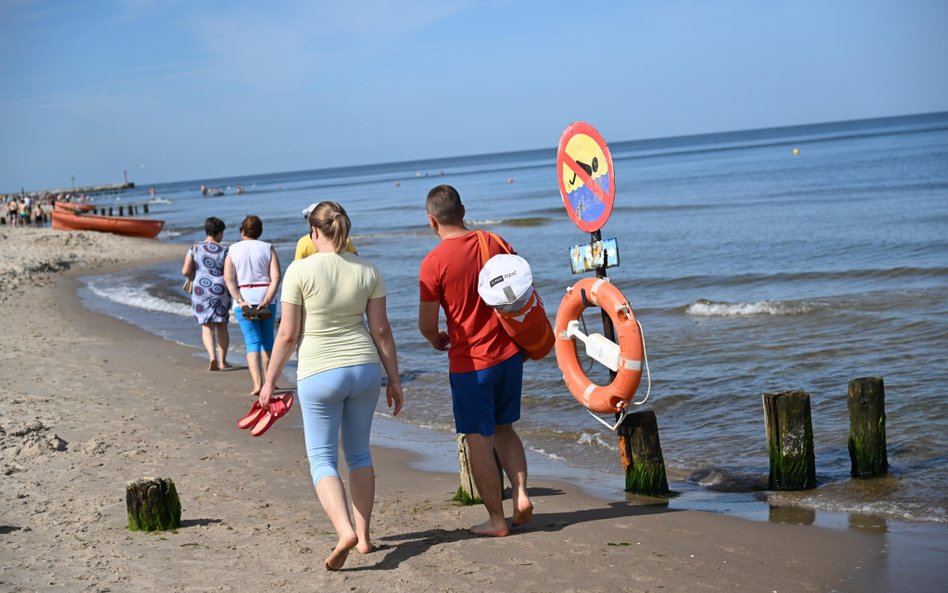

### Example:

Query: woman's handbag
xmin=182 ymin=244 xmax=197 ymax=293
xmin=241 ymin=305 xmax=272 ymax=321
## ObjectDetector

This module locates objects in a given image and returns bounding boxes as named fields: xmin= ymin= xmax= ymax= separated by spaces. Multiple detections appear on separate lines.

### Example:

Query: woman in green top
xmin=259 ymin=201 xmax=403 ymax=571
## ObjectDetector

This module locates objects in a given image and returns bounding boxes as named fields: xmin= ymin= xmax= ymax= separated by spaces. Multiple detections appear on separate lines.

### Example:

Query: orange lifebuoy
xmin=554 ymin=277 xmax=644 ymax=414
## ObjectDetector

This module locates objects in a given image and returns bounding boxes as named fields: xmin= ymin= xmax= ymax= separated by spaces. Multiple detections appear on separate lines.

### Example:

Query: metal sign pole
xmin=590 ymin=230 xmax=621 ymax=422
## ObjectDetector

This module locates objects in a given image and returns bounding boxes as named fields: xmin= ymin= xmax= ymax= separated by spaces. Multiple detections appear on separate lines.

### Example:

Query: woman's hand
xmin=386 ymin=382 xmax=404 ymax=416
xmin=258 ymin=382 xmax=276 ymax=409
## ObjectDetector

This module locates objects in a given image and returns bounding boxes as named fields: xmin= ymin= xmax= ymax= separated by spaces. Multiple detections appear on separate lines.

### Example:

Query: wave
xmin=685 ymin=298 xmax=818 ymax=317
xmin=688 ymin=466 xmax=768 ymax=492
xmin=766 ymin=490 xmax=948 ymax=524
xmin=467 ymin=217 xmax=551 ymax=228
xmin=87 ymin=281 xmax=192 ymax=317
xmin=635 ymin=266 xmax=948 ymax=291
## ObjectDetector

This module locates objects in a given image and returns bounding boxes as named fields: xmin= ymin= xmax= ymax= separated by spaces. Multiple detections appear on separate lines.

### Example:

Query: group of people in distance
xmin=3 ymin=194 xmax=51 ymax=227
xmin=181 ymin=185 xmax=532 ymax=571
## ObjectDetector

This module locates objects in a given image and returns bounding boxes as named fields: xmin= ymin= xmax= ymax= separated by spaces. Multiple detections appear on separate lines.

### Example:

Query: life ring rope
xmin=554 ymin=277 xmax=651 ymax=430
xmin=583 ymin=318 xmax=651 ymax=432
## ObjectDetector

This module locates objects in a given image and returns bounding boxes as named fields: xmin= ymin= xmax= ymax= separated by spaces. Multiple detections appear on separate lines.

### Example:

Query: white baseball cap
xmin=302 ymin=202 xmax=318 ymax=218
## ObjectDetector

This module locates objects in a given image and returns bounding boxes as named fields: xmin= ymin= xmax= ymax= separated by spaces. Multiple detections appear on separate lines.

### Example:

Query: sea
xmin=77 ymin=112 xmax=948 ymax=532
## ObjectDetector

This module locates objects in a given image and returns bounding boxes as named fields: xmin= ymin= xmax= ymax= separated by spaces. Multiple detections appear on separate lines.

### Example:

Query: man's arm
xmin=418 ymin=300 xmax=450 ymax=351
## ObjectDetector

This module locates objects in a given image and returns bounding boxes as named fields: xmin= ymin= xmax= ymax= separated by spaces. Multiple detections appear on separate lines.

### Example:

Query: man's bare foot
xmin=208 ymin=360 xmax=219 ymax=371
xmin=356 ymin=540 xmax=375 ymax=554
xmin=325 ymin=534 xmax=358 ymax=571
xmin=251 ymin=387 xmax=261 ymax=396
xmin=219 ymin=362 xmax=233 ymax=370
xmin=470 ymin=519 xmax=509 ymax=537
xmin=512 ymin=501 xmax=534 ymax=527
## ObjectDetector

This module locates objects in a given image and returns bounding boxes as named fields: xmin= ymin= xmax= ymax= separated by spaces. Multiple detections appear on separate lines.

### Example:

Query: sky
xmin=1 ymin=0 xmax=946 ymax=191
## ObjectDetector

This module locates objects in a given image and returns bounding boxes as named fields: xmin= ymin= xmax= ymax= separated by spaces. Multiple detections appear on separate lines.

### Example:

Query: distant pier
xmin=20 ymin=182 xmax=135 ymax=198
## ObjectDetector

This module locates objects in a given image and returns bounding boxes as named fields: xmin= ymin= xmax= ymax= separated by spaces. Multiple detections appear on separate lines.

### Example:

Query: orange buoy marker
xmin=554 ymin=277 xmax=644 ymax=415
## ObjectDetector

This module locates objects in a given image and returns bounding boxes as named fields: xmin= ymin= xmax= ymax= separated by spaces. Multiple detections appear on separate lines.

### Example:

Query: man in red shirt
xmin=418 ymin=184 xmax=533 ymax=537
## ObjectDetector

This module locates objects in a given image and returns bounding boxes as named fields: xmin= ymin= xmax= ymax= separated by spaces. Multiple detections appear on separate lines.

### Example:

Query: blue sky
xmin=1 ymin=0 xmax=946 ymax=191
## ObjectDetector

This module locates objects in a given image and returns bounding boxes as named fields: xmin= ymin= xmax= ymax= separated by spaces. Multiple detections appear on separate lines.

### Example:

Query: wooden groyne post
xmin=847 ymin=377 xmax=888 ymax=477
xmin=454 ymin=434 xmax=504 ymax=505
xmin=617 ymin=411 xmax=669 ymax=495
xmin=126 ymin=477 xmax=181 ymax=531
xmin=762 ymin=390 xmax=816 ymax=490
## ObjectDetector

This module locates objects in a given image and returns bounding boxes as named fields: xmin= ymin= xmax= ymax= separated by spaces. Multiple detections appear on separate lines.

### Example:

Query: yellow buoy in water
xmin=792 ymin=148 xmax=800 ymax=156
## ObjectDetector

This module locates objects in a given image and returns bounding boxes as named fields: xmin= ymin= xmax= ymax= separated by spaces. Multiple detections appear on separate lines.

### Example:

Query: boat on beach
xmin=51 ymin=209 xmax=165 ymax=239
xmin=53 ymin=201 xmax=96 ymax=213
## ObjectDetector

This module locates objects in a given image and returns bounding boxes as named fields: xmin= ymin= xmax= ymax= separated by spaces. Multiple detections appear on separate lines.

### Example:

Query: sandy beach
xmin=1 ymin=228 xmax=941 ymax=593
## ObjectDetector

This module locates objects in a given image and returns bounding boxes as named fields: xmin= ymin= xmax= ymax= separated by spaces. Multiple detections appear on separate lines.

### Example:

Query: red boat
xmin=53 ymin=201 xmax=96 ymax=213
xmin=51 ymin=209 xmax=164 ymax=239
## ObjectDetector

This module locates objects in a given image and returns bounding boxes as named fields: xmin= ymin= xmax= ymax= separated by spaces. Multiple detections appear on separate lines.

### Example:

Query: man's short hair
xmin=426 ymin=184 xmax=464 ymax=225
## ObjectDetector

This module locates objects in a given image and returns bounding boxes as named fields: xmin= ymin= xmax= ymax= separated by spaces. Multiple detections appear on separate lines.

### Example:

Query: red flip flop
xmin=250 ymin=392 xmax=294 ymax=437
xmin=237 ymin=401 xmax=266 ymax=429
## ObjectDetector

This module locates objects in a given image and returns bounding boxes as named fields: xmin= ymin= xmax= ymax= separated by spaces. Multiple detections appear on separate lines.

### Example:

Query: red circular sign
xmin=556 ymin=122 xmax=615 ymax=233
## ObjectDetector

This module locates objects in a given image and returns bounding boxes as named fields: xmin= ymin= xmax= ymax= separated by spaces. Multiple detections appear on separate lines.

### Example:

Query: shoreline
xmin=2 ymin=229 xmax=945 ymax=592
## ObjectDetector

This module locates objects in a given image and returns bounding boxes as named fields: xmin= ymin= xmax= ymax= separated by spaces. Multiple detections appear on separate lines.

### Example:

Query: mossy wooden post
xmin=617 ymin=411 xmax=669 ymax=495
xmin=126 ymin=477 xmax=181 ymax=531
xmin=762 ymin=390 xmax=816 ymax=490
xmin=454 ymin=434 xmax=504 ymax=505
xmin=848 ymin=377 xmax=888 ymax=477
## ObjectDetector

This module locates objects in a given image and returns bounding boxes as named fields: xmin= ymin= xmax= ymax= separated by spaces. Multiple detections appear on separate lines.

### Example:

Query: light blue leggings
xmin=298 ymin=363 xmax=381 ymax=486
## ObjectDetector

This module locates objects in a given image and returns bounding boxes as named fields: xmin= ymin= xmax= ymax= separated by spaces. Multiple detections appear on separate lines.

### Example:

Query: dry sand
xmin=0 ymin=228 xmax=929 ymax=592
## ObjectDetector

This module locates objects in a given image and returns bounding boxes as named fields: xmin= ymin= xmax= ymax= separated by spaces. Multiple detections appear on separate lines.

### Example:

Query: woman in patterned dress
xmin=182 ymin=217 xmax=233 ymax=370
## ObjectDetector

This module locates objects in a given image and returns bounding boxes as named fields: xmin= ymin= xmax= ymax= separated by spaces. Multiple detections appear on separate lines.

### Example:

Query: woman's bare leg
xmin=201 ymin=324 xmax=218 ymax=370
xmin=215 ymin=323 xmax=231 ymax=369
xmin=315 ymin=477 xmax=359 ymax=570
xmin=247 ymin=352 xmax=262 ymax=394
xmin=348 ymin=466 xmax=375 ymax=553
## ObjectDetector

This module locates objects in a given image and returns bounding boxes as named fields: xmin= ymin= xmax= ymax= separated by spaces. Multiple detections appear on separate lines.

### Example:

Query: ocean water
xmin=77 ymin=112 xmax=948 ymax=526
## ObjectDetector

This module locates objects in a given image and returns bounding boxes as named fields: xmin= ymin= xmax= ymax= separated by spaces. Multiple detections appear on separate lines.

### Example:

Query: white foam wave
xmin=769 ymin=492 xmax=947 ymax=524
xmin=577 ymin=431 xmax=618 ymax=450
xmin=528 ymin=447 xmax=567 ymax=462
xmin=87 ymin=282 xmax=192 ymax=317
xmin=686 ymin=298 xmax=815 ymax=317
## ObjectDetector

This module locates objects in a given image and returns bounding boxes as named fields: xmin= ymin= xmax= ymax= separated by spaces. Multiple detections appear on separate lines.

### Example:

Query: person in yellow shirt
xmin=295 ymin=203 xmax=358 ymax=259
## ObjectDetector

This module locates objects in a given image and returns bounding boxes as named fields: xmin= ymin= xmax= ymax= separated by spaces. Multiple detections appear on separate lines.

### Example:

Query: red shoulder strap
xmin=475 ymin=231 xmax=512 ymax=267
xmin=475 ymin=231 xmax=489 ymax=266
xmin=488 ymin=232 xmax=512 ymax=255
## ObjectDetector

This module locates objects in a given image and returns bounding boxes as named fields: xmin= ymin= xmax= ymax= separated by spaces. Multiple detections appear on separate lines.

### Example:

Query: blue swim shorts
xmin=449 ymin=353 xmax=523 ymax=436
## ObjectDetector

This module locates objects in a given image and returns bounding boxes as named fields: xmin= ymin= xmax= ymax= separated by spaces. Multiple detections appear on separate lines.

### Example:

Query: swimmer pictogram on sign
xmin=557 ymin=122 xmax=616 ymax=233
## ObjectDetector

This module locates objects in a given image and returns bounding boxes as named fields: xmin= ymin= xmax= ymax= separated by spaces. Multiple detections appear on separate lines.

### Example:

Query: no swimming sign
xmin=557 ymin=122 xmax=615 ymax=233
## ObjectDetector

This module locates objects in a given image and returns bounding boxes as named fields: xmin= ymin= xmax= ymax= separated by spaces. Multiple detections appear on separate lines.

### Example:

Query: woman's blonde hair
xmin=307 ymin=201 xmax=351 ymax=253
